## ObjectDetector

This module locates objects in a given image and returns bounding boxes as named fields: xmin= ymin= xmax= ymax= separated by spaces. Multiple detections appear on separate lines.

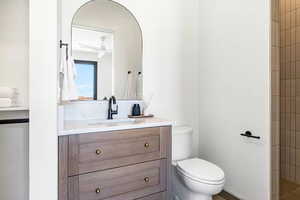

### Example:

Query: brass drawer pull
xmin=144 ymin=143 xmax=150 ymax=148
xmin=144 ymin=177 xmax=150 ymax=183
xmin=95 ymin=149 xmax=102 ymax=155
xmin=95 ymin=187 xmax=101 ymax=193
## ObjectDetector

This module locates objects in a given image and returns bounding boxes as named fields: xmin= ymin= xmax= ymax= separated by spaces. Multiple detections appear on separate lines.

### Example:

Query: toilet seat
xmin=176 ymin=158 xmax=225 ymax=185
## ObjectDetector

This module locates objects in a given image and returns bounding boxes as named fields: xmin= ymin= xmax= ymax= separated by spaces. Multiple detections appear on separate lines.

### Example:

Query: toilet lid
xmin=177 ymin=158 xmax=225 ymax=183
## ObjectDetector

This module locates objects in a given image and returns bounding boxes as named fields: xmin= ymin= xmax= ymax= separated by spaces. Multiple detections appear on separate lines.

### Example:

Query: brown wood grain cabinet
xmin=59 ymin=126 xmax=171 ymax=200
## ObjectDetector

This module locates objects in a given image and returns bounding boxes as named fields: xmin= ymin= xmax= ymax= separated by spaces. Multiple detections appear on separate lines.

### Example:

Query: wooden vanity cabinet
xmin=59 ymin=126 xmax=171 ymax=200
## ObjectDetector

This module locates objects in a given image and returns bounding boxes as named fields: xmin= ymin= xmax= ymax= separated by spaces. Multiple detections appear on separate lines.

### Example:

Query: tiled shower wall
xmin=272 ymin=0 xmax=280 ymax=199
xmin=279 ymin=0 xmax=300 ymax=184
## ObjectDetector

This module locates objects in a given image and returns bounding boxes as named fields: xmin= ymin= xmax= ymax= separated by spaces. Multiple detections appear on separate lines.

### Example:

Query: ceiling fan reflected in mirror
xmin=78 ymin=36 xmax=112 ymax=59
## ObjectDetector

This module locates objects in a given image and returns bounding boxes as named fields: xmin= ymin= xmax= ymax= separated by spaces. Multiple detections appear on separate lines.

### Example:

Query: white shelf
xmin=0 ymin=107 xmax=29 ymax=111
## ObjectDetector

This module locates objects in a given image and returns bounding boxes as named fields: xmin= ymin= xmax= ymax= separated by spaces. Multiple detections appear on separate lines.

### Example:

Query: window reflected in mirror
xmin=74 ymin=60 xmax=97 ymax=101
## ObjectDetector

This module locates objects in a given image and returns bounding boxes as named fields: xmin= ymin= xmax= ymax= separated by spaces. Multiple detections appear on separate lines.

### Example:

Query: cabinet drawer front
xmin=68 ymin=160 xmax=167 ymax=200
xmin=68 ymin=127 xmax=169 ymax=176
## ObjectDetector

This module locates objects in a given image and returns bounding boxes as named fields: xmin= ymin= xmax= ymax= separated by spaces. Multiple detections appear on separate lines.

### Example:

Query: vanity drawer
xmin=68 ymin=127 xmax=170 ymax=176
xmin=68 ymin=160 xmax=167 ymax=200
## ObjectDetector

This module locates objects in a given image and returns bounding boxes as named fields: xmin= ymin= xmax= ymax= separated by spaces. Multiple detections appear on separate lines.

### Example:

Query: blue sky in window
xmin=75 ymin=63 xmax=95 ymax=98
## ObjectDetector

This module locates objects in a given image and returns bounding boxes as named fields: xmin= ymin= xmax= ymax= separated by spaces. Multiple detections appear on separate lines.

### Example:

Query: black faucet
xmin=107 ymin=96 xmax=118 ymax=120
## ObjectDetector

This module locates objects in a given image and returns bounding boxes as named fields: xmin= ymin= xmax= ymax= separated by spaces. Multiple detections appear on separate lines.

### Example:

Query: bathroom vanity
xmin=58 ymin=118 xmax=172 ymax=200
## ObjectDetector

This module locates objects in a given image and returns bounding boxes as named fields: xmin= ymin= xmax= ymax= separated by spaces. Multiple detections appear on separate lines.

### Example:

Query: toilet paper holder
xmin=240 ymin=131 xmax=260 ymax=139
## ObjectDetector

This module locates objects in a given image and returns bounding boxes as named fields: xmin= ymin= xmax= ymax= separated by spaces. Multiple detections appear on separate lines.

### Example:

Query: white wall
xmin=0 ymin=0 xmax=29 ymax=107
xmin=197 ymin=0 xmax=271 ymax=199
xmin=61 ymin=0 xmax=200 ymax=154
xmin=29 ymin=0 xmax=58 ymax=200
xmin=99 ymin=53 xmax=113 ymax=99
xmin=112 ymin=23 xmax=142 ymax=99
xmin=73 ymin=50 xmax=98 ymax=61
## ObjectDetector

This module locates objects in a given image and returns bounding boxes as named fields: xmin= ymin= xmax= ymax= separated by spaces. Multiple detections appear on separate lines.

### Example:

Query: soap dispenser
xmin=131 ymin=104 xmax=141 ymax=116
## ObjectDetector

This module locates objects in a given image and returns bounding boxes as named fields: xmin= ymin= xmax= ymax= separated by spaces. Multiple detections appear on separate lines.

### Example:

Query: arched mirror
xmin=72 ymin=0 xmax=143 ymax=101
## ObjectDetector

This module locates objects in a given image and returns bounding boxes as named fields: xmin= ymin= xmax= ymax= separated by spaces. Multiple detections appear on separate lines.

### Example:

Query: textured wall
xmin=272 ymin=0 xmax=280 ymax=199
xmin=279 ymin=0 xmax=300 ymax=184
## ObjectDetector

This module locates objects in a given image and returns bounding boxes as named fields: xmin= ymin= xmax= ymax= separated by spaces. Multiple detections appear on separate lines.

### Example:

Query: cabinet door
xmin=0 ymin=123 xmax=29 ymax=200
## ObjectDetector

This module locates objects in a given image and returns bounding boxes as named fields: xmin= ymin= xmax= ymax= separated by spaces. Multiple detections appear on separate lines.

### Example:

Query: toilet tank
xmin=172 ymin=126 xmax=193 ymax=161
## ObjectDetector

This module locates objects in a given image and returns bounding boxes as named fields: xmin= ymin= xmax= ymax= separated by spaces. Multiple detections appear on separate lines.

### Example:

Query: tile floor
xmin=280 ymin=179 xmax=300 ymax=200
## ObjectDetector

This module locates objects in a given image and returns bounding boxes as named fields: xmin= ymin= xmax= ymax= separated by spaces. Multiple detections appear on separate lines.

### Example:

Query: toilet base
xmin=174 ymin=190 xmax=212 ymax=200
xmin=172 ymin=168 xmax=213 ymax=200
xmin=173 ymin=185 xmax=212 ymax=200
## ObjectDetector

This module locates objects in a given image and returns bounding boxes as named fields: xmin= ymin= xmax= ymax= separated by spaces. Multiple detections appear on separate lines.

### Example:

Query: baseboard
xmin=219 ymin=190 xmax=240 ymax=200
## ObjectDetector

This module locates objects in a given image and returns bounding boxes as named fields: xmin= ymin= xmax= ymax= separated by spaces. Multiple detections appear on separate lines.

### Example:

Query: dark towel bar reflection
xmin=0 ymin=118 xmax=29 ymax=124
xmin=240 ymin=131 xmax=260 ymax=139
xmin=59 ymin=40 xmax=69 ymax=60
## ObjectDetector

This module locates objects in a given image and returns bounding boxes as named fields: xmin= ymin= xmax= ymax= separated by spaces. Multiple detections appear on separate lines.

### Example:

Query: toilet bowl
xmin=172 ymin=126 xmax=225 ymax=200
xmin=173 ymin=158 xmax=225 ymax=200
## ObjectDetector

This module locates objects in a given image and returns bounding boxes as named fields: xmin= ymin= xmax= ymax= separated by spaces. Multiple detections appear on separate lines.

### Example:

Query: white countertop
xmin=0 ymin=106 xmax=29 ymax=111
xmin=58 ymin=117 xmax=173 ymax=136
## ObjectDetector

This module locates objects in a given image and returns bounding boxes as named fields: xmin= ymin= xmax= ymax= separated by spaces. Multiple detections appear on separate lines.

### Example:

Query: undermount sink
xmin=88 ymin=118 xmax=136 ymax=126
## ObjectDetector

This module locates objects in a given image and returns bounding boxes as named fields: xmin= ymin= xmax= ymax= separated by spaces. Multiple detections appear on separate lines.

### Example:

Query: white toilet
xmin=172 ymin=126 xmax=225 ymax=200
